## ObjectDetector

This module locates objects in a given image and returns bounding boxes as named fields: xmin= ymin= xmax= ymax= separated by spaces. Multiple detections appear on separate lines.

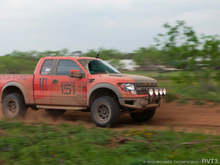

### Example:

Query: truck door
xmin=34 ymin=59 xmax=54 ymax=104
xmin=51 ymin=59 xmax=87 ymax=106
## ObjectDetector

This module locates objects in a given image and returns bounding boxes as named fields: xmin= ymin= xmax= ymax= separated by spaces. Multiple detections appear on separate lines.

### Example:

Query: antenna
xmin=96 ymin=52 xmax=99 ymax=58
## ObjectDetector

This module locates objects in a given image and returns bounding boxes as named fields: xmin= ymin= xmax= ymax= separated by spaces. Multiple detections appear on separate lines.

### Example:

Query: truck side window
xmin=56 ymin=60 xmax=80 ymax=76
xmin=40 ymin=60 xmax=54 ymax=75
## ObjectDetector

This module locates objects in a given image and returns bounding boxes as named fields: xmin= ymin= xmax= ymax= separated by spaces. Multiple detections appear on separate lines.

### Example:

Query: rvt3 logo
xmin=202 ymin=159 xmax=220 ymax=164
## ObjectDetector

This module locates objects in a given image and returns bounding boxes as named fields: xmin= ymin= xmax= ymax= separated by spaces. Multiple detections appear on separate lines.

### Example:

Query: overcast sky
xmin=0 ymin=0 xmax=220 ymax=55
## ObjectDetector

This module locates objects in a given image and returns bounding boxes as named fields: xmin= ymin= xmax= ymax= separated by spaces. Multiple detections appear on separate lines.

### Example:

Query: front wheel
xmin=45 ymin=109 xmax=66 ymax=117
xmin=91 ymin=96 xmax=120 ymax=127
xmin=130 ymin=109 xmax=156 ymax=121
xmin=2 ymin=93 xmax=27 ymax=119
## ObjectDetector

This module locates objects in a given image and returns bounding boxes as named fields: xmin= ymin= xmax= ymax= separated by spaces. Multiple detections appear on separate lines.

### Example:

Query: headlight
xmin=120 ymin=83 xmax=136 ymax=94
xmin=149 ymin=88 xmax=153 ymax=96
xmin=154 ymin=88 xmax=158 ymax=95
xmin=124 ymin=84 xmax=135 ymax=91
xmin=163 ymin=88 xmax=166 ymax=95
xmin=159 ymin=88 xmax=163 ymax=95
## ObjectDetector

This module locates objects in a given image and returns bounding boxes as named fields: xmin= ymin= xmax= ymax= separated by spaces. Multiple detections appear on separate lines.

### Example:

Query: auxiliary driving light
xmin=163 ymin=88 xmax=166 ymax=95
xmin=149 ymin=88 xmax=154 ymax=96
xmin=154 ymin=88 xmax=159 ymax=96
xmin=159 ymin=88 xmax=163 ymax=95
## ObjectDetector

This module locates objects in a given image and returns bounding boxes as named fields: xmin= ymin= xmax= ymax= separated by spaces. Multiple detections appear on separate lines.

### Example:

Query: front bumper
xmin=119 ymin=97 xmax=161 ymax=109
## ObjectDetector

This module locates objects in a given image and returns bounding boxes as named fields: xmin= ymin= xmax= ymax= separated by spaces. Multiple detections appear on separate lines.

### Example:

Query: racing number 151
xmin=61 ymin=84 xmax=75 ymax=94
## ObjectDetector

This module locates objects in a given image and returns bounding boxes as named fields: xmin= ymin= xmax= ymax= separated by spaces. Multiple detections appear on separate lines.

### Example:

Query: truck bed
xmin=0 ymin=74 xmax=34 ymax=104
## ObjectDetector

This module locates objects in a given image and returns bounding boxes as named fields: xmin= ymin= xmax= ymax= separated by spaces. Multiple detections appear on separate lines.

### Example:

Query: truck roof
xmin=41 ymin=56 xmax=98 ymax=60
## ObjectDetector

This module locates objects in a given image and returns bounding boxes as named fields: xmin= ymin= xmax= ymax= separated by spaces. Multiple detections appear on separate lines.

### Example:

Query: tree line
xmin=0 ymin=20 xmax=220 ymax=84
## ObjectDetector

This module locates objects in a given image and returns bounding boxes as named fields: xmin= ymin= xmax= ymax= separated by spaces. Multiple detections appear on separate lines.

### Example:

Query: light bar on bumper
xmin=148 ymin=88 xmax=166 ymax=97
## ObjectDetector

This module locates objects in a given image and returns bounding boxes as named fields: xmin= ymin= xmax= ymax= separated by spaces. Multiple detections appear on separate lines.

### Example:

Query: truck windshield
xmin=78 ymin=59 xmax=120 ymax=74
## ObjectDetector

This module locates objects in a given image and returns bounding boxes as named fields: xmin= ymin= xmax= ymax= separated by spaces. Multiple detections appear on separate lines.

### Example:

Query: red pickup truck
xmin=0 ymin=56 xmax=166 ymax=127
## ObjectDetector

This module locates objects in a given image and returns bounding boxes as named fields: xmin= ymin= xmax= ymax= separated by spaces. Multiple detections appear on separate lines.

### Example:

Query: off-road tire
xmin=45 ymin=109 xmax=66 ymax=117
xmin=130 ymin=109 xmax=156 ymax=121
xmin=2 ymin=93 xmax=27 ymax=119
xmin=91 ymin=96 xmax=120 ymax=127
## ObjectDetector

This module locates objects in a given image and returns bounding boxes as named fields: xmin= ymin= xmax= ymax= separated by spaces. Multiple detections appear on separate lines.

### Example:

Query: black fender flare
xmin=0 ymin=81 xmax=29 ymax=104
xmin=87 ymin=83 xmax=122 ymax=106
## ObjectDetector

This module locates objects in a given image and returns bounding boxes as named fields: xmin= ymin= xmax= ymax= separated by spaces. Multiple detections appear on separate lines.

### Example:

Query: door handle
xmin=52 ymin=79 xmax=58 ymax=84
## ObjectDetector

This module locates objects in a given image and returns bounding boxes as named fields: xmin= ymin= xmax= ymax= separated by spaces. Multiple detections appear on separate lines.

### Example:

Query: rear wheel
xmin=130 ymin=109 xmax=156 ymax=121
xmin=2 ymin=93 xmax=27 ymax=119
xmin=45 ymin=109 xmax=66 ymax=117
xmin=91 ymin=96 xmax=120 ymax=127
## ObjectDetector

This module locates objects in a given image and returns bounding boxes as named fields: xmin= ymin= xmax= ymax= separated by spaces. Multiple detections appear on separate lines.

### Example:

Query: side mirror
xmin=69 ymin=70 xmax=83 ymax=78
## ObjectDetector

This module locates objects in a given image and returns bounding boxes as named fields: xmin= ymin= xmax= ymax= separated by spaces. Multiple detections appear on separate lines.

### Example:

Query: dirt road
xmin=1 ymin=100 xmax=220 ymax=134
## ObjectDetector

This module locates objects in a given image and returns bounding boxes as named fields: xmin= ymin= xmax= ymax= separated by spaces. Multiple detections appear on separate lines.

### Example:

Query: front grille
xmin=136 ymin=83 xmax=158 ymax=95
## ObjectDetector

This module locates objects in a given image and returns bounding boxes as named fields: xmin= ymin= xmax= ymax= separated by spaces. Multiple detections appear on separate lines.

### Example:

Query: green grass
xmin=0 ymin=121 xmax=220 ymax=165
xmin=158 ymin=81 xmax=220 ymax=103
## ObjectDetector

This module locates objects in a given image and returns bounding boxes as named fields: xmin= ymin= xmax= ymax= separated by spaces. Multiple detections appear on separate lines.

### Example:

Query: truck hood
xmin=107 ymin=74 xmax=158 ymax=86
